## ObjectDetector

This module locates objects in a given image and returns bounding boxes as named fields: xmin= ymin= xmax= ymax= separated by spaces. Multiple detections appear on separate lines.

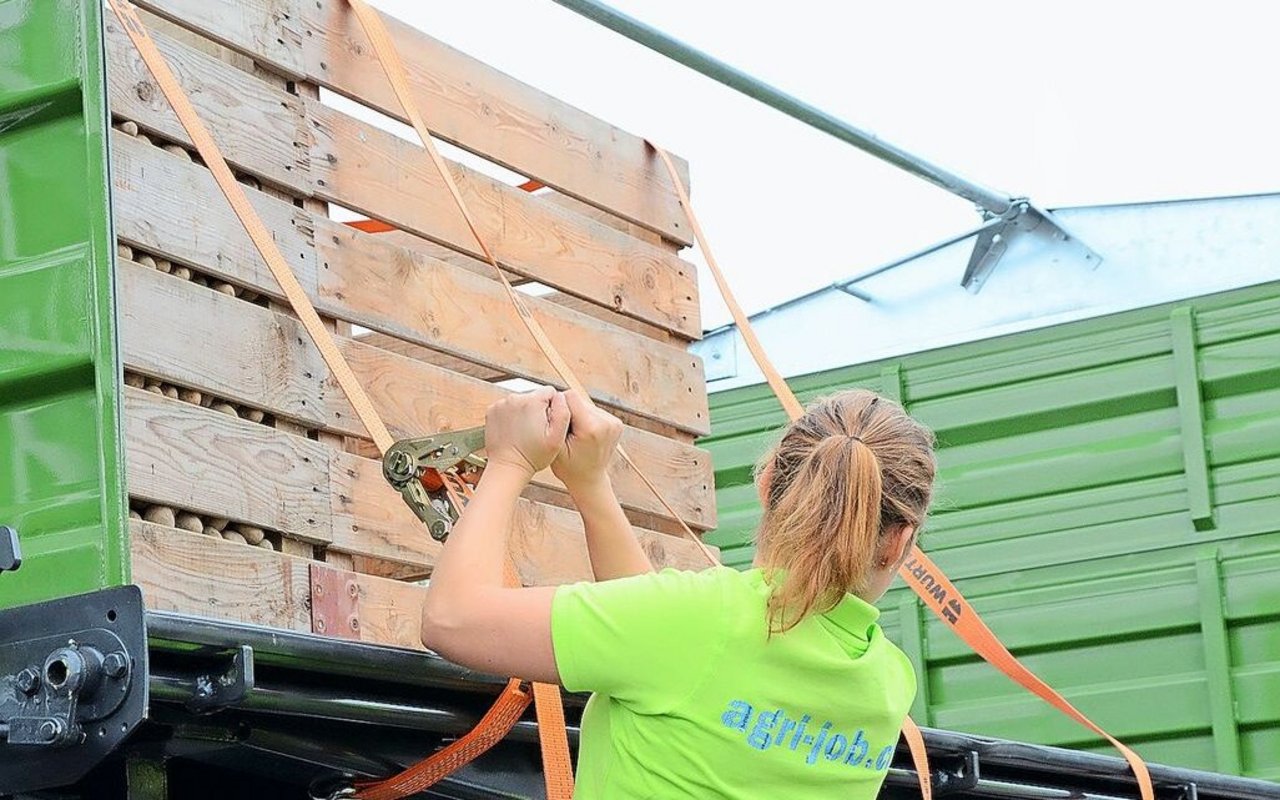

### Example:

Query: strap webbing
xmin=106 ymin=1 xmax=547 ymax=793
xmin=342 ymin=0 xmax=718 ymax=570
xmin=651 ymin=144 xmax=1155 ymax=800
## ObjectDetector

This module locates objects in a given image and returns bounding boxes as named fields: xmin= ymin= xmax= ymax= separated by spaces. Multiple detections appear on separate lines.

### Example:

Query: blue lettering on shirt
xmin=719 ymin=699 xmax=894 ymax=771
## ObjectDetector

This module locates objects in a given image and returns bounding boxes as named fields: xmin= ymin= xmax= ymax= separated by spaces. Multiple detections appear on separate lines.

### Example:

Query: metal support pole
xmin=550 ymin=0 xmax=1103 ymax=291
xmin=550 ymin=0 xmax=1014 ymax=214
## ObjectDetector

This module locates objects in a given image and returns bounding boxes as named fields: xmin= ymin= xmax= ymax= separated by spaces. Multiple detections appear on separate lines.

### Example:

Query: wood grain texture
xmin=318 ymin=219 xmax=708 ymax=434
xmin=130 ymin=521 xmax=429 ymax=650
xmin=124 ymin=391 xmax=716 ymax=575
xmin=131 ymin=519 xmax=312 ymax=631
xmin=106 ymin=23 xmax=700 ymax=337
xmin=123 ymin=388 xmax=333 ymax=543
xmin=111 ymin=134 xmax=710 ymax=435
xmin=329 ymin=453 xmax=715 ymax=581
xmin=338 ymin=338 xmax=716 ymax=529
xmin=106 ymin=15 xmax=310 ymax=193
xmin=118 ymin=261 xmax=333 ymax=430
xmin=111 ymin=132 xmax=315 ymax=300
xmin=131 ymin=0 xmax=694 ymax=243
xmin=308 ymin=101 xmax=699 ymax=338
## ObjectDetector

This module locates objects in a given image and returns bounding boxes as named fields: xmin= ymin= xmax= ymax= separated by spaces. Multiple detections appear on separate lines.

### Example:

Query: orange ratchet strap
xmin=106 ymin=1 xmax=559 ymax=795
xmin=341 ymin=1 xmax=721 ymax=797
xmin=650 ymin=145 xmax=1155 ymax=800
xmin=342 ymin=0 xmax=717 ymax=571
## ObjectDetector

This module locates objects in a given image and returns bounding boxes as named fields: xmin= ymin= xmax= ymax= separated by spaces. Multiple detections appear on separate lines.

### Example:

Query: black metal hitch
xmin=0 ymin=585 xmax=149 ymax=793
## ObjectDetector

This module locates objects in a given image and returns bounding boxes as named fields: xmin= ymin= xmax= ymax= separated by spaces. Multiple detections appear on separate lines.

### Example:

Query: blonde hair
xmin=754 ymin=390 xmax=936 ymax=633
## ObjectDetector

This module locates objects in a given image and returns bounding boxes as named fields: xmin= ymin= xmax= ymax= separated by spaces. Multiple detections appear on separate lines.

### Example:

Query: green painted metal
xmin=702 ymin=280 xmax=1280 ymax=779
xmin=0 ymin=0 xmax=126 ymax=606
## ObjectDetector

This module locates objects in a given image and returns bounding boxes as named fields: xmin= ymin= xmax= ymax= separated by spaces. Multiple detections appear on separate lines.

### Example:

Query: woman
xmin=422 ymin=387 xmax=937 ymax=798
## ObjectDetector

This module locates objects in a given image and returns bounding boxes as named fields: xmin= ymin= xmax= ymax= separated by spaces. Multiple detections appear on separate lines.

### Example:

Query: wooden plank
xmin=308 ymin=101 xmax=700 ymax=338
xmin=338 ymin=338 xmax=716 ymax=529
xmin=317 ymin=218 xmax=708 ymax=433
xmin=106 ymin=15 xmax=310 ymax=193
xmin=356 ymin=333 xmax=508 ymax=382
xmin=105 ymin=23 xmax=700 ymax=338
xmin=123 ymin=388 xmax=334 ymax=543
xmin=118 ymin=260 xmax=334 ymax=431
xmin=125 ymin=389 xmax=716 ymax=576
xmin=111 ymin=134 xmax=711 ymax=435
xmin=117 ymin=262 xmax=714 ymax=527
xmin=131 ymin=519 xmax=312 ymax=632
xmin=131 ymin=0 xmax=695 ymax=244
xmin=329 ymin=452 xmax=716 ymax=579
xmin=131 ymin=520 xmax=429 ymax=651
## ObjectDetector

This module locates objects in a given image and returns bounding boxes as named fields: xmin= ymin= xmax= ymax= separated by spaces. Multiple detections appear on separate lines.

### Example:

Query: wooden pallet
xmin=107 ymin=1 xmax=717 ymax=651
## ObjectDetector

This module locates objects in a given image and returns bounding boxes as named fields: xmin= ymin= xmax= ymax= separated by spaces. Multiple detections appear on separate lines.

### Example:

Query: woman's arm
xmin=420 ymin=388 xmax=568 ymax=683
xmin=553 ymin=391 xmax=654 ymax=581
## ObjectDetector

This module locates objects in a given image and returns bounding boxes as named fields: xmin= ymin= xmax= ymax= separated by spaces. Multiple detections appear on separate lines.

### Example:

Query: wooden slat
xmin=330 ymin=452 xmax=714 ymax=578
xmin=131 ymin=0 xmax=694 ymax=244
xmin=132 ymin=520 xmax=428 ymax=650
xmin=125 ymin=390 xmax=716 ymax=574
xmin=118 ymin=261 xmax=715 ymax=527
xmin=316 ymin=219 xmax=708 ymax=433
xmin=118 ymin=261 xmax=333 ymax=430
xmin=132 ymin=520 xmax=314 ymax=633
xmin=105 ymin=21 xmax=700 ymax=338
xmin=355 ymin=333 xmax=508 ymax=382
xmin=338 ymin=338 xmax=716 ymax=529
xmin=110 ymin=133 xmax=711 ymax=435
xmin=123 ymin=388 xmax=333 ymax=543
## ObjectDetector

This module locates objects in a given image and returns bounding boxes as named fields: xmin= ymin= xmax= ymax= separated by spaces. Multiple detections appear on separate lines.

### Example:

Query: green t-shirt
xmin=551 ymin=567 xmax=916 ymax=799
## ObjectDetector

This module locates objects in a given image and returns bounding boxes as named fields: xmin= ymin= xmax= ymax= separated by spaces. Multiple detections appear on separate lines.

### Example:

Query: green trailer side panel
xmin=702 ymin=280 xmax=1280 ymax=779
xmin=0 ymin=0 xmax=126 ymax=604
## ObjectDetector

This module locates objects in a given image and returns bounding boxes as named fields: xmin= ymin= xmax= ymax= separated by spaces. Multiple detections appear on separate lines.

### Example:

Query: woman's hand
xmin=552 ymin=390 xmax=624 ymax=491
xmin=484 ymin=386 xmax=571 ymax=480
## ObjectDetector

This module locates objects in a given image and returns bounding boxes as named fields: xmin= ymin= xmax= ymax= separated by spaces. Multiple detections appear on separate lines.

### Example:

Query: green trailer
xmin=702 ymin=278 xmax=1280 ymax=780
xmin=2 ymin=1 xmax=1278 ymax=798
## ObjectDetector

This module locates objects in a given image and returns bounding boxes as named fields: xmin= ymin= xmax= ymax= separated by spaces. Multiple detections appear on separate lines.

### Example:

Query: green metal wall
xmin=0 ymin=0 xmax=127 ymax=606
xmin=701 ymin=280 xmax=1280 ymax=779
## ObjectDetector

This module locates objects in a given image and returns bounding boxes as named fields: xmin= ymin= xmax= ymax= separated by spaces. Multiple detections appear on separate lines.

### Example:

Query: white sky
xmin=370 ymin=1 xmax=1280 ymax=330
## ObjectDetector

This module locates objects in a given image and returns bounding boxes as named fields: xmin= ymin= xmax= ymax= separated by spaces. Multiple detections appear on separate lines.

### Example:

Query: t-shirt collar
xmin=823 ymin=591 xmax=881 ymax=641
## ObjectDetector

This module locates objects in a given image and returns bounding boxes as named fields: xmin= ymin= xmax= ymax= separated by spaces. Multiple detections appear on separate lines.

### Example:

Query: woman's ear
xmin=756 ymin=461 xmax=774 ymax=507
xmin=886 ymin=524 xmax=917 ymax=568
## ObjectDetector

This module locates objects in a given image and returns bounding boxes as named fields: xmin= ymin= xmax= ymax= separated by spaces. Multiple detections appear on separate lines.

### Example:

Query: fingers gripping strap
xmin=650 ymin=144 xmax=1154 ymax=800
xmin=108 ymin=2 xmax=553 ymax=794
xmin=342 ymin=0 xmax=718 ymax=571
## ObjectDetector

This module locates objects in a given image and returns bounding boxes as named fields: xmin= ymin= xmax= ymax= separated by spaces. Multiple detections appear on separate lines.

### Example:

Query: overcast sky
xmin=369 ymin=1 xmax=1279 ymax=330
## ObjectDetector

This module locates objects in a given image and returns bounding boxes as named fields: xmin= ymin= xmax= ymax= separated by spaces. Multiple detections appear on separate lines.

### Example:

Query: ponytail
xmin=755 ymin=391 xmax=936 ymax=634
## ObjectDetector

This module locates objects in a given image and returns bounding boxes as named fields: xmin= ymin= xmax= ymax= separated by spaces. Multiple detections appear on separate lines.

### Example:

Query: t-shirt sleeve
xmin=551 ymin=568 xmax=728 ymax=713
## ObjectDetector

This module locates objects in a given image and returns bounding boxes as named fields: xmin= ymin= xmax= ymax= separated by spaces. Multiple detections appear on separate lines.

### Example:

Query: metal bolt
xmin=16 ymin=667 xmax=39 ymax=695
xmin=348 ymin=616 xmax=360 ymax=632
xmin=316 ymin=618 xmax=327 ymax=633
xmin=38 ymin=719 xmax=62 ymax=743
xmin=346 ymin=581 xmax=358 ymax=598
xmin=103 ymin=652 xmax=129 ymax=679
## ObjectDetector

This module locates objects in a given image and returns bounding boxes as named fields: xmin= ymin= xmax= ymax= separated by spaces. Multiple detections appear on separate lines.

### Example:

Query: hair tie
xmin=846 ymin=434 xmax=863 ymax=445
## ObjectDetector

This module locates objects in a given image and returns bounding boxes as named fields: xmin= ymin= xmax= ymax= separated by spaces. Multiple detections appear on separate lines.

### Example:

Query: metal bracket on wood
xmin=309 ymin=563 xmax=362 ymax=640
xmin=932 ymin=749 xmax=981 ymax=796
xmin=185 ymin=645 xmax=254 ymax=714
